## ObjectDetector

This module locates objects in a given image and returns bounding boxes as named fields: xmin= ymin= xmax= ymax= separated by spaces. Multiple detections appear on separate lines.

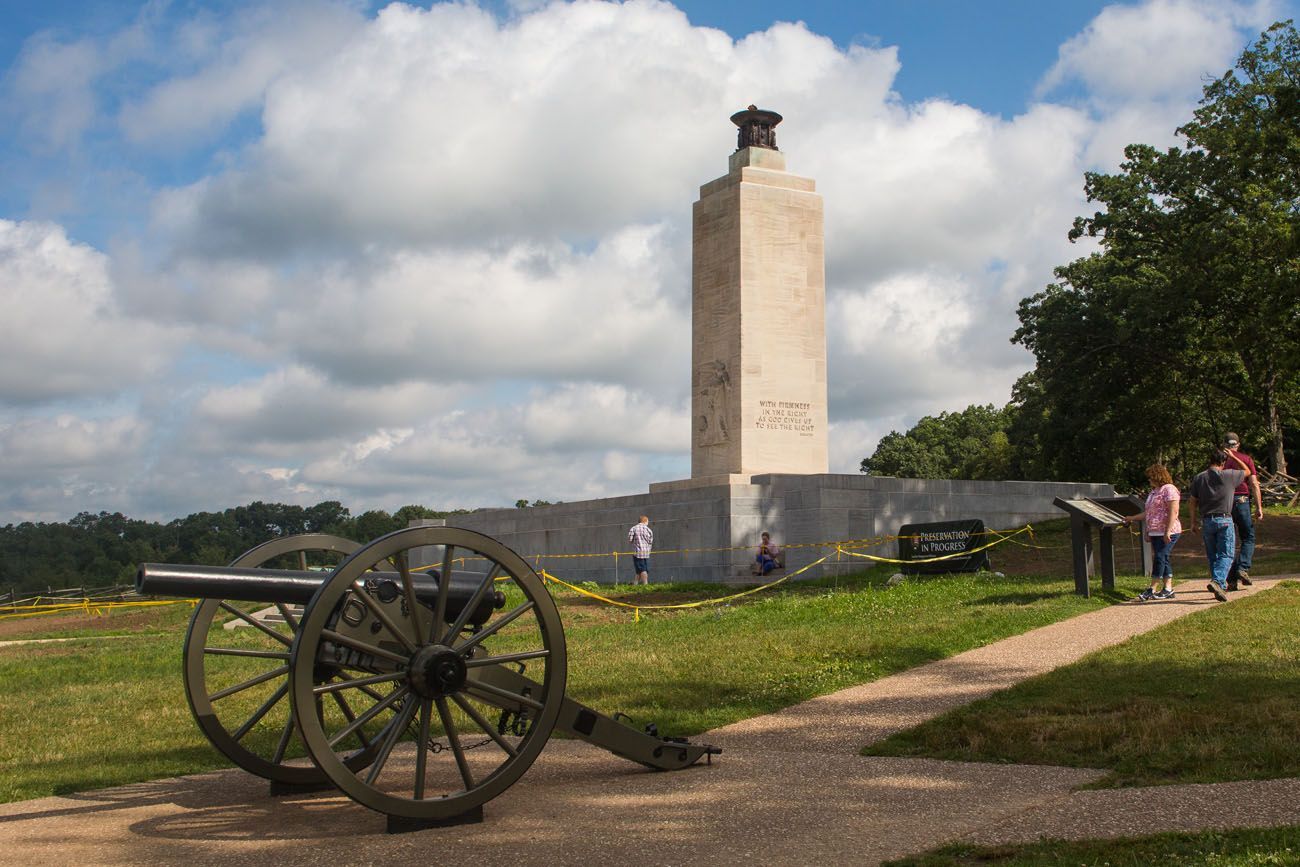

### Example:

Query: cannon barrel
xmin=137 ymin=563 xmax=502 ymax=626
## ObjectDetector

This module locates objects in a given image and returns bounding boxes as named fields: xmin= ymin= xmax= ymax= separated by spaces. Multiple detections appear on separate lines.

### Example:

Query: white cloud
xmin=0 ymin=414 xmax=148 ymax=478
xmin=264 ymin=224 xmax=690 ymax=393
xmin=0 ymin=220 xmax=181 ymax=403
xmin=150 ymin=1 xmax=900 ymax=258
xmin=521 ymin=382 xmax=687 ymax=453
xmin=190 ymin=366 xmax=468 ymax=456
xmin=1039 ymin=0 xmax=1271 ymax=104
xmin=4 ymin=35 xmax=101 ymax=149
xmin=119 ymin=2 xmax=364 ymax=145
xmin=0 ymin=414 xmax=150 ymax=521
xmin=827 ymin=270 xmax=1019 ymax=421
xmin=3 ymin=5 xmax=157 ymax=150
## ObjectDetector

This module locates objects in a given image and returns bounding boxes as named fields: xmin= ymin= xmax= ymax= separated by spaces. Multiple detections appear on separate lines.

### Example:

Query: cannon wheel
xmin=290 ymin=526 xmax=567 ymax=822
xmin=183 ymin=533 xmax=370 ymax=785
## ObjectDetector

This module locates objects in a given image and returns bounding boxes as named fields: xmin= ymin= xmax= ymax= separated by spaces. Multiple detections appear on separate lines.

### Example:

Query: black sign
xmin=1051 ymin=497 xmax=1125 ymax=527
xmin=897 ymin=519 xmax=988 ymax=574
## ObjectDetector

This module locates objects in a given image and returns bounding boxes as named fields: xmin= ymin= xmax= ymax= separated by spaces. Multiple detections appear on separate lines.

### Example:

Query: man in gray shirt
xmin=1188 ymin=447 xmax=1248 ymax=602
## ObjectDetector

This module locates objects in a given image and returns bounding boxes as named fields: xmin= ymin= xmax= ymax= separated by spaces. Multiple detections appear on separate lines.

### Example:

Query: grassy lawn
xmin=0 ymin=566 xmax=1143 ymax=803
xmin=864 ymin=581 xmax=1300 ymax=788
xmin=869 ymin=577 xmax=1300 ymax=866
xmin=884 ymin=826 xmax=1300 ymax=866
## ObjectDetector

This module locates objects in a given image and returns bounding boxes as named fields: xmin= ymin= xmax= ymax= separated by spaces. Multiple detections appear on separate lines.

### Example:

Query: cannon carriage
xmin=138 ymin=526 xmax=718 ymax=832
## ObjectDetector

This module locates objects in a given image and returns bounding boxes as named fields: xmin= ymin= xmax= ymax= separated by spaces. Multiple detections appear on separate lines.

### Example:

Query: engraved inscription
xmin=755 ymin=399 xmax=816 ymax=436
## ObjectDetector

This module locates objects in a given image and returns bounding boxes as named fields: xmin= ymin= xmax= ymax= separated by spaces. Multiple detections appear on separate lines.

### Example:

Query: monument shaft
xmin=691 ymin=117 xmax=828 ymax=479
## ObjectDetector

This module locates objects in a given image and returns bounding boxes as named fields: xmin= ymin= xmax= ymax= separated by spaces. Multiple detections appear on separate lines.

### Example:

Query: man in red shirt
xmin=1223 ymin=431 xmax=1264 ymax=590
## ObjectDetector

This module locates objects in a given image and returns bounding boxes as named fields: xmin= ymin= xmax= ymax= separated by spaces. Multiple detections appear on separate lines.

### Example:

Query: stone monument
xmin=691 ymin=106 xmax=829 ymax=481
xmin=442 ymin=108 xmax=1115 ymax=583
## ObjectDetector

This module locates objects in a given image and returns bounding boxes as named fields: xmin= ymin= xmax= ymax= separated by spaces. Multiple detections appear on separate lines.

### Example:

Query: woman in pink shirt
xmin=1123 ymin=463 xmax=1182 ymax=601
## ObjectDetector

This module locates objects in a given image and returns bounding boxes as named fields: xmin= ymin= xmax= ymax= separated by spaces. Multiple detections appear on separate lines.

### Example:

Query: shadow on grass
xmin=865 ymin=652 xmax=1300 ymax=788
xmin=568 ymin=641 xmax=968 ymax=736
xmin=966 ymin=591 xmax=1065 ymax=606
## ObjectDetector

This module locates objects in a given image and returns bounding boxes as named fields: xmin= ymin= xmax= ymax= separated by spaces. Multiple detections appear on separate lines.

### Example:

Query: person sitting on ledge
xmin=754 ymin=532 xmax=783 ymax=575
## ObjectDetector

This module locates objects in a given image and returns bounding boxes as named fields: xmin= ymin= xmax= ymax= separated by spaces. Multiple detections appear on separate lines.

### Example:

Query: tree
xmin=861 ymin=404 xmax=1016 ymax=480
xmin=1015 ymin=21 xmax=1300 ymax=483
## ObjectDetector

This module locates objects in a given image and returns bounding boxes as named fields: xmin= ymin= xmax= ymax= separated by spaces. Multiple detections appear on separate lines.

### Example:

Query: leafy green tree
xmin=861 ymin=404 xmax=1016 ymax=480
xmin=0 ymin=500 xmax=472 ymax=594
xmin=1015 ymin=20 xmax=1300 ymax=483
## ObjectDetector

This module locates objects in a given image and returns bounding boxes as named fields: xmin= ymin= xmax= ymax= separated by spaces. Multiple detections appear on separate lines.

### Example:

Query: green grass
xmin=883 ymin=826 xmax=1300 ymax=866
xmin=1262 ymin=552 xmax=1300 ymax=572
xmin=0 ymin=634 xmax=214 ymax=801
xmin=866 ymin=581 xmax=1300 ymax=788
xmin=0 ymin=567 xmax=1144 ymax=803
xmin=557 ymin=568 xmax=1142 ymax=734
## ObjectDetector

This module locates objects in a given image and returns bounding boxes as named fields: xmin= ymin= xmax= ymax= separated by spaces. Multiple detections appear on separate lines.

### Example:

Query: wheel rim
xmin=290 ymin=526 xmax=567 ymax=819
xmin=182 ymin=533 xmax=364 ymax=784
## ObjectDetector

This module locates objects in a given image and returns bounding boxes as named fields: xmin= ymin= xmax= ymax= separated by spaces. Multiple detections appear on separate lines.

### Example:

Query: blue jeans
xmin=756 ymin=554 xmax=777 ymax=575
xmin=1231 ymin=497 xmax=1255 ymax=573
xmin=1201 ymin=516 xmax=1236 ymax=589
xmin=1149 ymin=533 xmax=1180 ymax=578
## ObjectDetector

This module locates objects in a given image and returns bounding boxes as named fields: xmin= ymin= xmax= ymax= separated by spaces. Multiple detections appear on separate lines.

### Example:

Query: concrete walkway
xmin=1 ymin=576 xmax=1296 ymax=866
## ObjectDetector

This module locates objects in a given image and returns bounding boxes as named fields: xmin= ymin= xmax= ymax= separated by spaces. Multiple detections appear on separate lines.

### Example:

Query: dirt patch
xmin=0 ymin=604 xmax=184 ymax=640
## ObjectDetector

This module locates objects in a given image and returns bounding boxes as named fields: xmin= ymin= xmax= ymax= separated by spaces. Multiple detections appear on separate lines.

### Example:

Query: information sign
xmin=897 ymin=519 xmax=988 ymax=575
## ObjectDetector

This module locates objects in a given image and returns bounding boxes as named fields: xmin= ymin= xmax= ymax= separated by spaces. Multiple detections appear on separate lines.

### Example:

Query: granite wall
xmin=430 ymin=474 xmax=1114 ymax=585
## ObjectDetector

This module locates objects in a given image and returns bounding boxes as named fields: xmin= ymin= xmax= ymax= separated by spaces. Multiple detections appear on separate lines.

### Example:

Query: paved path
xmin=0 ymin=576 xmax=1296 ymax=866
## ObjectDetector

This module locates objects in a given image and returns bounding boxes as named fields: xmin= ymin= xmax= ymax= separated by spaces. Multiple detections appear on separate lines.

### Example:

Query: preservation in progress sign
xmin=897 ymin=519 xmax=988 ymax=574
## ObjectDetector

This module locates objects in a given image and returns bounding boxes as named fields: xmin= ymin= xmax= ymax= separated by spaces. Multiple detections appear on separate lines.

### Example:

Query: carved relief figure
xmin=695 ymin=361 xmax=731 ymax=446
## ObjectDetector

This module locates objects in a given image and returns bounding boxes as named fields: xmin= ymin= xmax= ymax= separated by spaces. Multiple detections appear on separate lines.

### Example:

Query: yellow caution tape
xmin=540 ymin=553 xmax=832 ymax=622
xmin=985 ymin=525 xmax=1067 ymax=550
xmin=404 ymin=525 xmax=1043 ymax=574
xmin=0 ymin=598 xmax=193 ymax=621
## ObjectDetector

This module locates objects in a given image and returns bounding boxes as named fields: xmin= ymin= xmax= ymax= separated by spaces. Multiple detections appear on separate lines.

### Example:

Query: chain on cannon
xmin=137 ymin=527 xmax=719 ymax=832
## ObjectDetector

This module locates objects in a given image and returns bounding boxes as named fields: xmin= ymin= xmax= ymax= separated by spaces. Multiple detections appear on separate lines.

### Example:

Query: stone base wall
xmin=437 ymin=474 xmax=1115 ymax=585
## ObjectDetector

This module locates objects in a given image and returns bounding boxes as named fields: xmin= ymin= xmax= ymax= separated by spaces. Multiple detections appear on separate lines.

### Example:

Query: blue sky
xmin=674 ymin=0 xmax=1116 ymax=113
xmin=0 ymin=0 xmax=1293 ymax=523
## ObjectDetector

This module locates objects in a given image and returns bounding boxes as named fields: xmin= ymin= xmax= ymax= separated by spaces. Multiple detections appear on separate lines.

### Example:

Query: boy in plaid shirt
xmin=628 ymin=516 xmax=653 ymax=585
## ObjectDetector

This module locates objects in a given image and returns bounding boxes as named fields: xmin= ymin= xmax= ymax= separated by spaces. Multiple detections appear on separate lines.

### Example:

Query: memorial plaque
xmin=1053 ymin=496 xmax=1133 ymax=596
xmin=1054 ymin=498 xmax=1125 ymax=527
xmin=897 ymin=519 xmax=988 ymax=575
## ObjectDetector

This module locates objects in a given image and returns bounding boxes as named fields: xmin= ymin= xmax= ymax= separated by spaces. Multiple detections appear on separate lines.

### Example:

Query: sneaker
xmin=1137 ymin=588 xmax=1156 ymax=601
xmin=1238 ymin=571 xmax=1253 ymax=586
xmin=1154 ymin=588 xmax=1175 ymax=600
xmin=1208 ymin=583 xmax=1228 ymax=602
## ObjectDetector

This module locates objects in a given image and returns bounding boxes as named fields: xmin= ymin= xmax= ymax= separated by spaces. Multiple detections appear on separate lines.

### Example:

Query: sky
xmin=0 ymin=0 xmax=1294 ymax=524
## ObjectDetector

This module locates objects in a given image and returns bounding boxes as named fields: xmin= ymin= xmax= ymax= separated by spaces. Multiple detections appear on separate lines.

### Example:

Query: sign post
xmin=1052 ymin=497 xmax=1142 ymax=596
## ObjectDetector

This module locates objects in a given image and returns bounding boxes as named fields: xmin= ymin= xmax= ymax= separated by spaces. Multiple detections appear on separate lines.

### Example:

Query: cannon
xmin=138 ymin=527 xmax=719 ymax=832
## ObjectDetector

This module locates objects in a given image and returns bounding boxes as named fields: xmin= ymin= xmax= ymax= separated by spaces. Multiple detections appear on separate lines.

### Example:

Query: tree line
xmin=864 ymin=22 xmax=1300 ymax=489
xmin=0 ymin=501 xmax=468 ymax=595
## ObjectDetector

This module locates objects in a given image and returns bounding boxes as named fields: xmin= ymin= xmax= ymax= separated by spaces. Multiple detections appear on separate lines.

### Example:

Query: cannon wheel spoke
xmin=429 ymin=544 xmax=455 ymax=646
xmin=182 ymin=533 xmax=365 ymax=786
xmin=330 ymin=689 xmax=376 ymax=754
xmin=451 ymin=692 xmax=519 ymax=758
xmin=291 ymin=526 xmax=567 ymax=822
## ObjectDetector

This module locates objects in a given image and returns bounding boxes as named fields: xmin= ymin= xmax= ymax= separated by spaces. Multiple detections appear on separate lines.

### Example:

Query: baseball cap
xmin=1224 ymin=432 xmax=1240 ymax=446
